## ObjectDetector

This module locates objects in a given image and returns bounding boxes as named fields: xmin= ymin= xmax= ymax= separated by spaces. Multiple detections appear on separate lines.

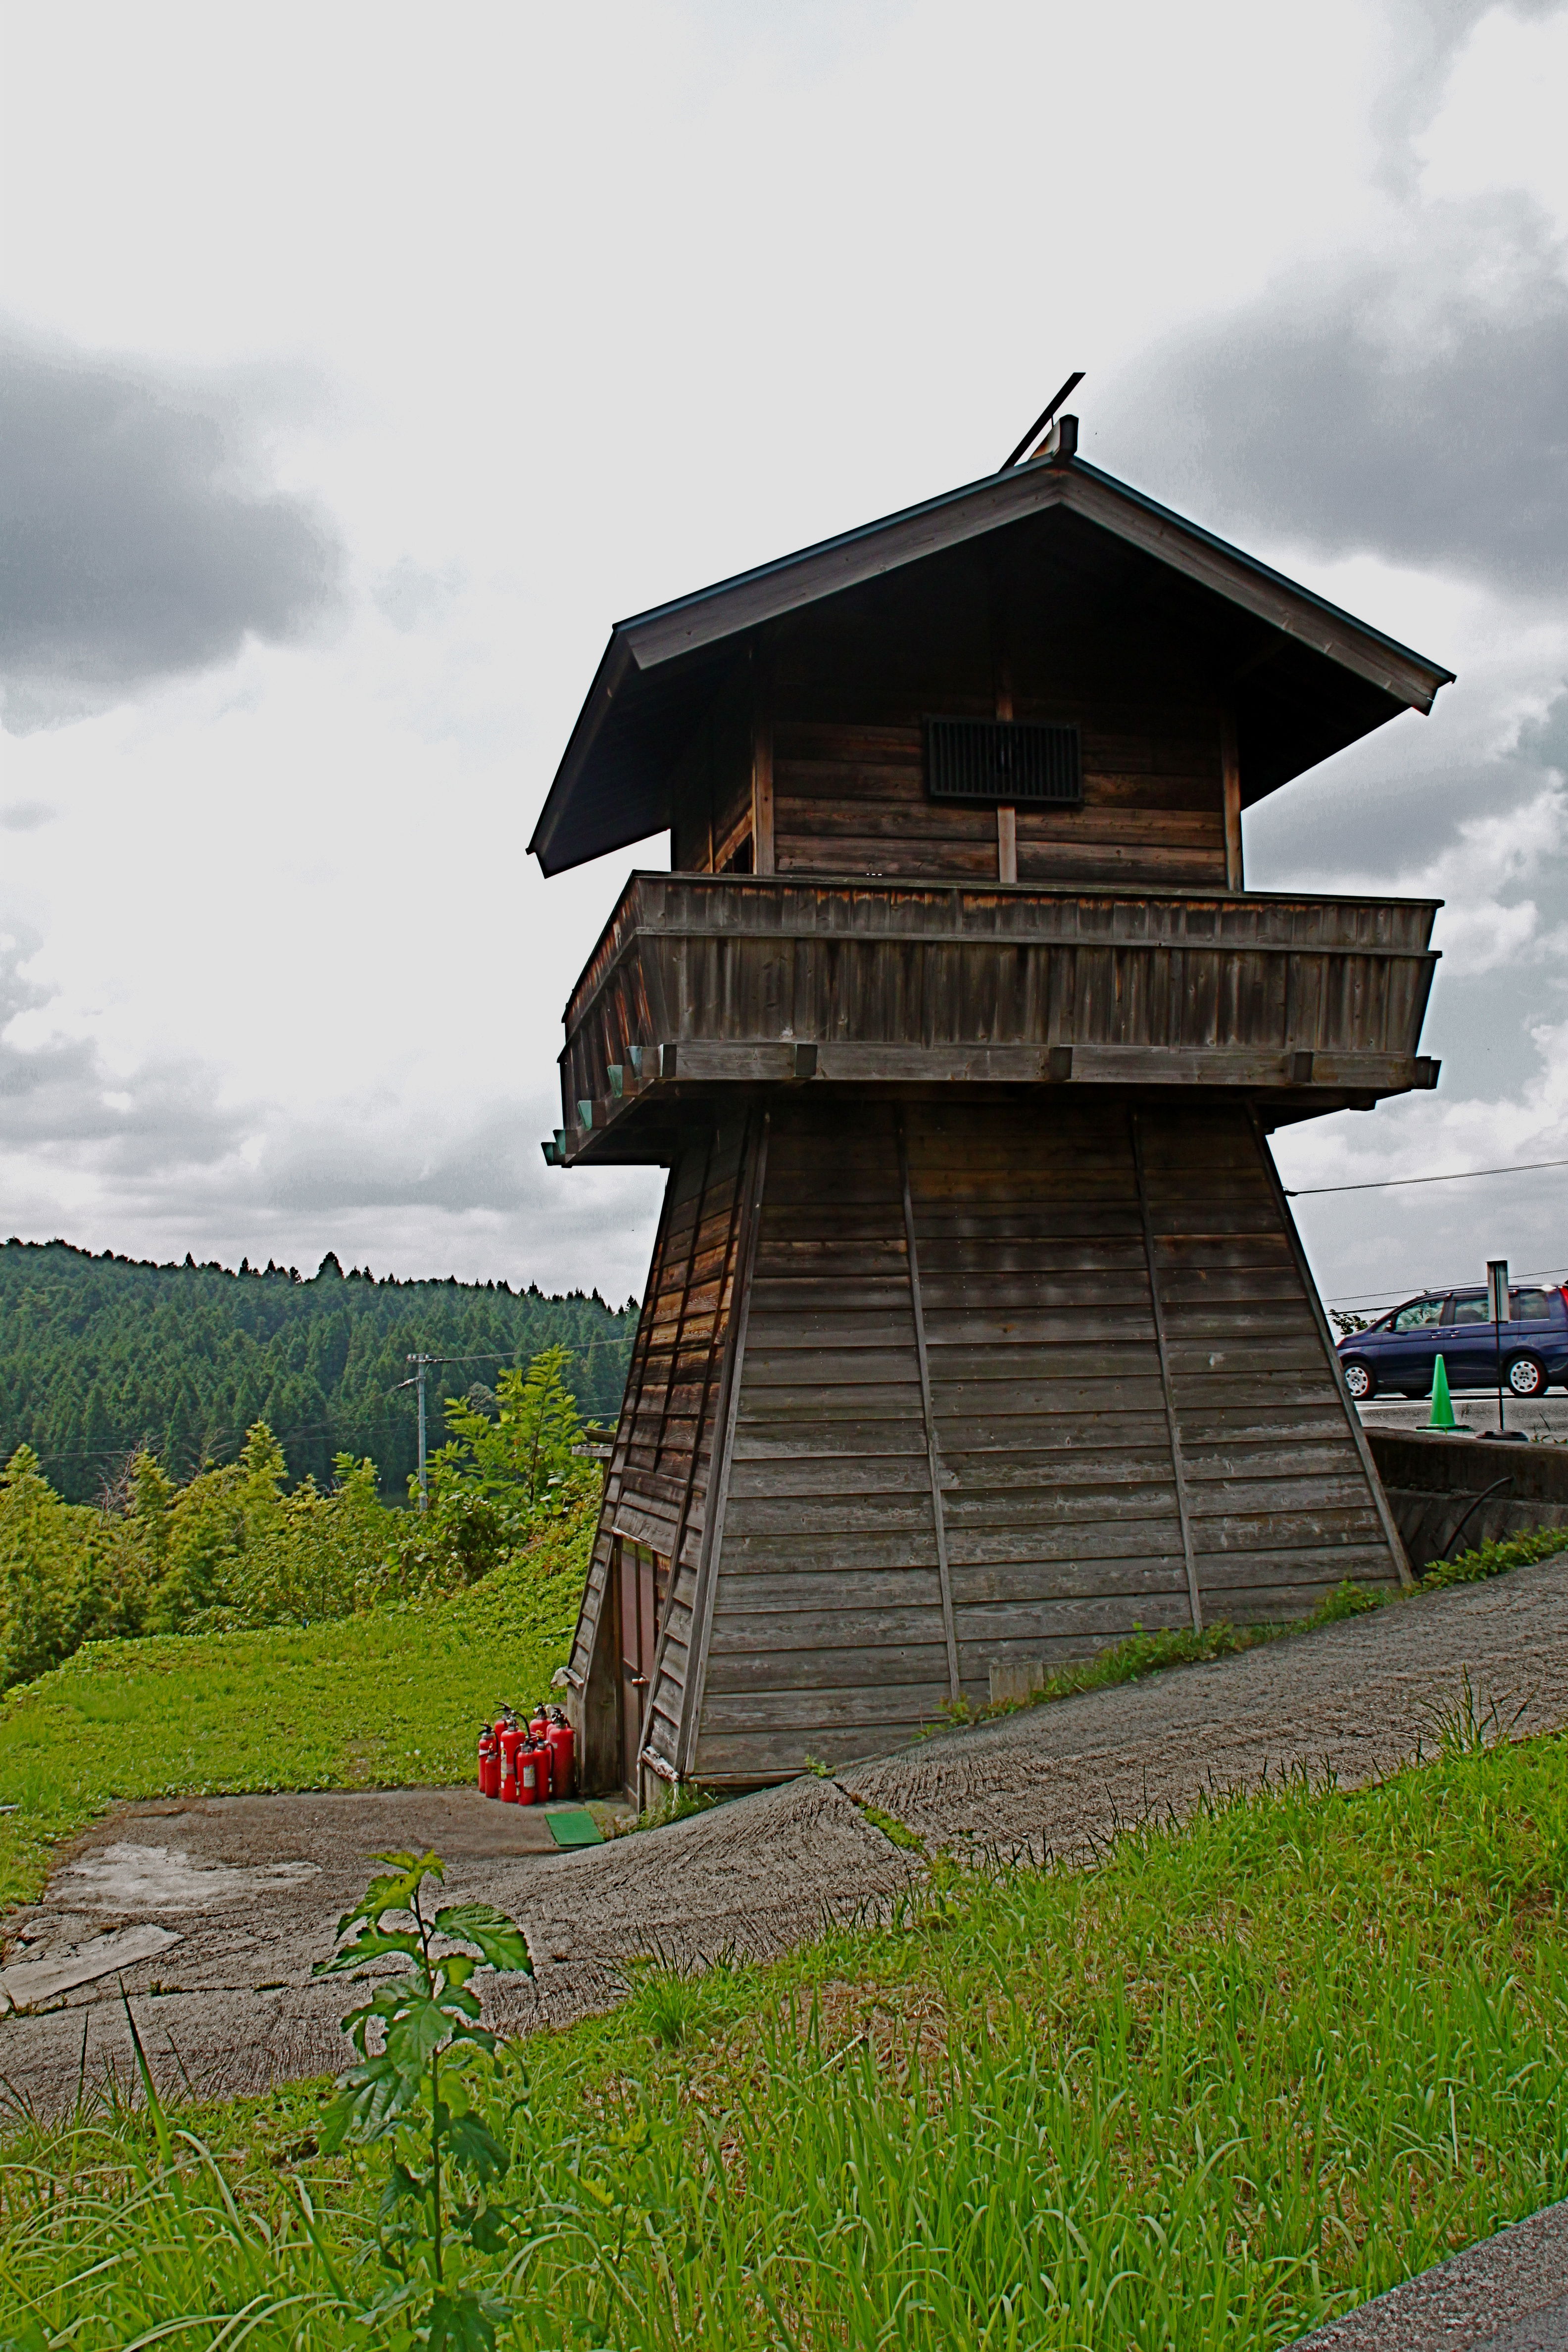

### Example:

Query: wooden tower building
xmin=530 ymin=413 xmax=1453 ymax=1805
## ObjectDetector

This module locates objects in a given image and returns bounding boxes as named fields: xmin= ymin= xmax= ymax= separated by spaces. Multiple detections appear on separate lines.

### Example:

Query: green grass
xmin=5 ymin=1719 xmax=1568 ymax=2346
xmin=0 ymin=1553 xmax=579 ymax=1909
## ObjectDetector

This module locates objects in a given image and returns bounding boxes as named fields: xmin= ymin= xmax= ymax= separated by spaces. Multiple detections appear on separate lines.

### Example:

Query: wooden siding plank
xmin=897 ymin=1110 xmax=961 ymax=1703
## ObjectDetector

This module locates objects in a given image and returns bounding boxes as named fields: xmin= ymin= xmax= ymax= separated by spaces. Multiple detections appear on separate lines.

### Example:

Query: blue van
xmin=1336 ymin=1284 xmax=1568 ymax=1402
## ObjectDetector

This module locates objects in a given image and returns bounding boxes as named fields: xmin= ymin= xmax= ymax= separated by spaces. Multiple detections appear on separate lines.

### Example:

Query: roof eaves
xmin=526 ymin=632 xmax=636 ymax=868
xmin=1064 ymin=461 xmax=1456 ymax=713
xmin=529 ymin=452 xmax=1457 ymax=874
xmin=620 ymin=464 xmax=1072 ymax=671
xmin=609 ymin=454 xmax=1454 ymax=714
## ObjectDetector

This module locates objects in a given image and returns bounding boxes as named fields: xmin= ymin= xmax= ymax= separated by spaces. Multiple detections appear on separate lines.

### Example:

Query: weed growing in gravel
xmin=623 ymin=1779 xmax=727 ymax=1836
xmin=1421 ymin=1523 xmax=1568 ymax=1591
xmin=928 ymin=1583 xmax=1380 ymax=1733
xmin=854 ymin=1799 xmax=927 ymax=1850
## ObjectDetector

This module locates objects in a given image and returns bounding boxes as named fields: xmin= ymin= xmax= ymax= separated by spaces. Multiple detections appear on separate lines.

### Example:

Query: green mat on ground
xmin=546 ymin=1808 xmax=603 ymax=1847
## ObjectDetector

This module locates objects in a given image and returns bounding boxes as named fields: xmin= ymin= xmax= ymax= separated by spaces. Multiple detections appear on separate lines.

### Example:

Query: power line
xmin=1324 ymin=1263 xmax=1568 ymax=1309
xmin=1288 ymin=1154 xmax=1568 ymax=1199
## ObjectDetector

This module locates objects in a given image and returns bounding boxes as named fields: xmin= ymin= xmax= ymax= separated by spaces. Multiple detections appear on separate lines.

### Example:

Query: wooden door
xmin=615 ymin=1542 xmax=664 ymax=1800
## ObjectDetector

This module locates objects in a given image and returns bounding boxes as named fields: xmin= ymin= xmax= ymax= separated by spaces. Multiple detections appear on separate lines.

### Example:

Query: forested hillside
xmin=0 ymin=1239 xmax=637 ymax=1502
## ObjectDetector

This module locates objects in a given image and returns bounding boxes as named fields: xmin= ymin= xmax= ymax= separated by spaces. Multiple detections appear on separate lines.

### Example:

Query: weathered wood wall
xmin=666 ymin=538 xmax=1240 ymax=890
xmin=770 ymin=714 xmax=1224 ymax=888
xmin=557 ymin=877 xmax=1441 ymax=1161
xmin=568 ymin=1086 xmax=1411 ymax=1792
xmin=670 ymin=1091 xmax=1407 ymax=1784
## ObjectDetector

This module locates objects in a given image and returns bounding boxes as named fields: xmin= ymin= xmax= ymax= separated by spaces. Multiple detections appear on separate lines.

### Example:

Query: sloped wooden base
xmin=564 ymin=1092 xmax=1409 ymax=1798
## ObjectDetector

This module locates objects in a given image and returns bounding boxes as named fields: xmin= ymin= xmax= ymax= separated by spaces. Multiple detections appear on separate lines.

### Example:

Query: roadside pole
xmin=1487 ymin=1259 xmax=1509 ymax=1437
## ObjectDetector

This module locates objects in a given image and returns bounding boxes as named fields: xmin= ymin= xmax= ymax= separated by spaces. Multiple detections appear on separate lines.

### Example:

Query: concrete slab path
xmin=3 ymin=1557 xmax=1568 ymax=2121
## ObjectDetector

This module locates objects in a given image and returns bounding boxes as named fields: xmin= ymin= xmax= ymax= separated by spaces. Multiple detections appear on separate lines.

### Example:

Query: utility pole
xmin=407 ymin=1352 xmax=434 ymax=1510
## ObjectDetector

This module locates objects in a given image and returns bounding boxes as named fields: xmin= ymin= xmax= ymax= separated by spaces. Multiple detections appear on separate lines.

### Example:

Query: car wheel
xmin=1342 ymin=1359 xmax=1374 ymax=1401
xmin=1506 ymin=1355 xmax=1547 ymax=1399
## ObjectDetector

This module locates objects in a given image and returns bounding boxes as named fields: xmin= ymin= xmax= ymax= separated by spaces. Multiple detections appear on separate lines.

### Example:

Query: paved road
xmin=3 ymin=1555 xmax=1567 ymax=2116
xmin=1358 ymin=1394 xmax=1568 ymax=1439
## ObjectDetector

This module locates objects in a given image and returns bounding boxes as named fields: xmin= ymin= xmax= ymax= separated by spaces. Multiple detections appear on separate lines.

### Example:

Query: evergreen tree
xmin=0 ymin=1239 xmax=637 ymax=1502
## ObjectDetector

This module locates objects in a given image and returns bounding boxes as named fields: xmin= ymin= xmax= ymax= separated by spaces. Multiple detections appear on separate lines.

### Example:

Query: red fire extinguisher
xmin=528 ymin=1704 xmax=554 ymax=1796
xmin=498 ymin=1718 xmax=525 ymax=1803
xmin=477 ymin=1723 xmax=498 ymax=1799
xmin=545 ymin=1708 xmax=575 ymax=1801
xmin=517 ymin=1739 xmax=543 ymax=1806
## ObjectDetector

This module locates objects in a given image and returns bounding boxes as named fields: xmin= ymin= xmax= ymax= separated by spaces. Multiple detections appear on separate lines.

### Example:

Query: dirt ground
xmin=3 ymin=1556 xmax=1568 ymax=2117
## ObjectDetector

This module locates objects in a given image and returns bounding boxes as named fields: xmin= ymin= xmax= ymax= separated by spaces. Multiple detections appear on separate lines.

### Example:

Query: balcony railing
xmin=548 ymin=873 xmax=1439 ymax=1165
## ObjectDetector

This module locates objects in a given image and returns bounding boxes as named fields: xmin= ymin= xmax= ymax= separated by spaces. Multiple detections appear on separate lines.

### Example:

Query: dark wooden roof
xmin=529 ymin=450 xmax=1455 ymax=877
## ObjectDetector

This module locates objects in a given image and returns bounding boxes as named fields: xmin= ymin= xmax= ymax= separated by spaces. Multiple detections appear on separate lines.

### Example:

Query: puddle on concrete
xmin=64 ymin=1844 xmax=321 ymax=1911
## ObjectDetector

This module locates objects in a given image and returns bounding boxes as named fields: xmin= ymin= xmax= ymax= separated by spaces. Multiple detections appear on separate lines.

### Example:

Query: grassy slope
xmin=0 ymin=1553 xmax=580 ymax=1910
xmin=4 ymin=1726 xmax=1568 ymax=2347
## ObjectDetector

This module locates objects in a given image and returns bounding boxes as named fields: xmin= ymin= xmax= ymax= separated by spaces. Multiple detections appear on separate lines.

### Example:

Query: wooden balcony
xmin=549 ymin=873 xmax=1440 ymax=1166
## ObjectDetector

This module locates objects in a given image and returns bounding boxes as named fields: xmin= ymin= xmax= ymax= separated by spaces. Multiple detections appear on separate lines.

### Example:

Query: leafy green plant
xmin=312 ymin=1849 xmax=532 ymax=2347
xmin=434 ymin=1346 xmax=586 ymax=1517
xmin=1312 ymin=1575 xmax=1382 ymax=1622
xmin=1421 ymin=1521 xmax=1568 ymax=1591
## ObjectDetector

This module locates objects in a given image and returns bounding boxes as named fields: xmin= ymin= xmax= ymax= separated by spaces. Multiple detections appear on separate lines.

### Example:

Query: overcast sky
xmin=1 ymin=0 xmax=1565 ymax=1313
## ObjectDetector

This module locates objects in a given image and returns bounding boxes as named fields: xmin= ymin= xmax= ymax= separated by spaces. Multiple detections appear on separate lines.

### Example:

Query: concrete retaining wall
xmin=1365 ymin=1427 xmax=1568 ymax=1572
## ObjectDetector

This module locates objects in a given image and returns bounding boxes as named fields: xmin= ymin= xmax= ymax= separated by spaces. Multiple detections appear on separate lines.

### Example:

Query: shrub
xmin=1421 ymin=1521 xmax=1568 ymax=1591
xmin=0 ymin=1342 xmax=607 ymax=1689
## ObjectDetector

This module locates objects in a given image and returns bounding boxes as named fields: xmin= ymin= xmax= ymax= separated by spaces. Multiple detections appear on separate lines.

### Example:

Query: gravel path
xmin=2 ymin=1559 xmax=1566 ymax=2116
xmin=843 ymin=1554 xmax=1568 ymax=1861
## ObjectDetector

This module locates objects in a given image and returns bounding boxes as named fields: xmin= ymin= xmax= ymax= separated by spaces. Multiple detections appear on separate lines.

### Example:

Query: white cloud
xmin=0 ymin=0 xmax=1563 ymax=1316
xmin=1417 ymin=6 xmax=1568 ymax=237
xmin=1323 ymin=785 xmax=1566 ymax=978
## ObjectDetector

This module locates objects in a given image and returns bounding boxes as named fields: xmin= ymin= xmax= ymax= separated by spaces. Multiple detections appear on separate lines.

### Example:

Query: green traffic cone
xmin=1428 ymin=1353 xmax=1456 ymax=1429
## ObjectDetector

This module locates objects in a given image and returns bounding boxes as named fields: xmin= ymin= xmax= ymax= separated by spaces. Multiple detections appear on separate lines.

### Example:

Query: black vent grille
xmin=924 ymin=717 xmax=1081 ymax=806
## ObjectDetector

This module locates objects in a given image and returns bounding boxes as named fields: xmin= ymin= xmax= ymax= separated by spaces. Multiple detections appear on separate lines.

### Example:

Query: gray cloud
xmin=1096 ymin=197 xmax=1568 ymax=597
xmin=0 ymin=330 xmax=344 ymax=727
xmin=1249 ymin=686 xmax=1568 ymax=1111
xmin=0 ymin=933 xmax=654 ymax=1272
xmin=0 ymin=800 xmax=56 ymax=832
xmin=1250 ymin=681 xmax=1568 ymax=890
xmin=0 ymin=927 xmax=247 ymax=1171
xmin=0 ymin=956 xmax=662 ymax=1291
